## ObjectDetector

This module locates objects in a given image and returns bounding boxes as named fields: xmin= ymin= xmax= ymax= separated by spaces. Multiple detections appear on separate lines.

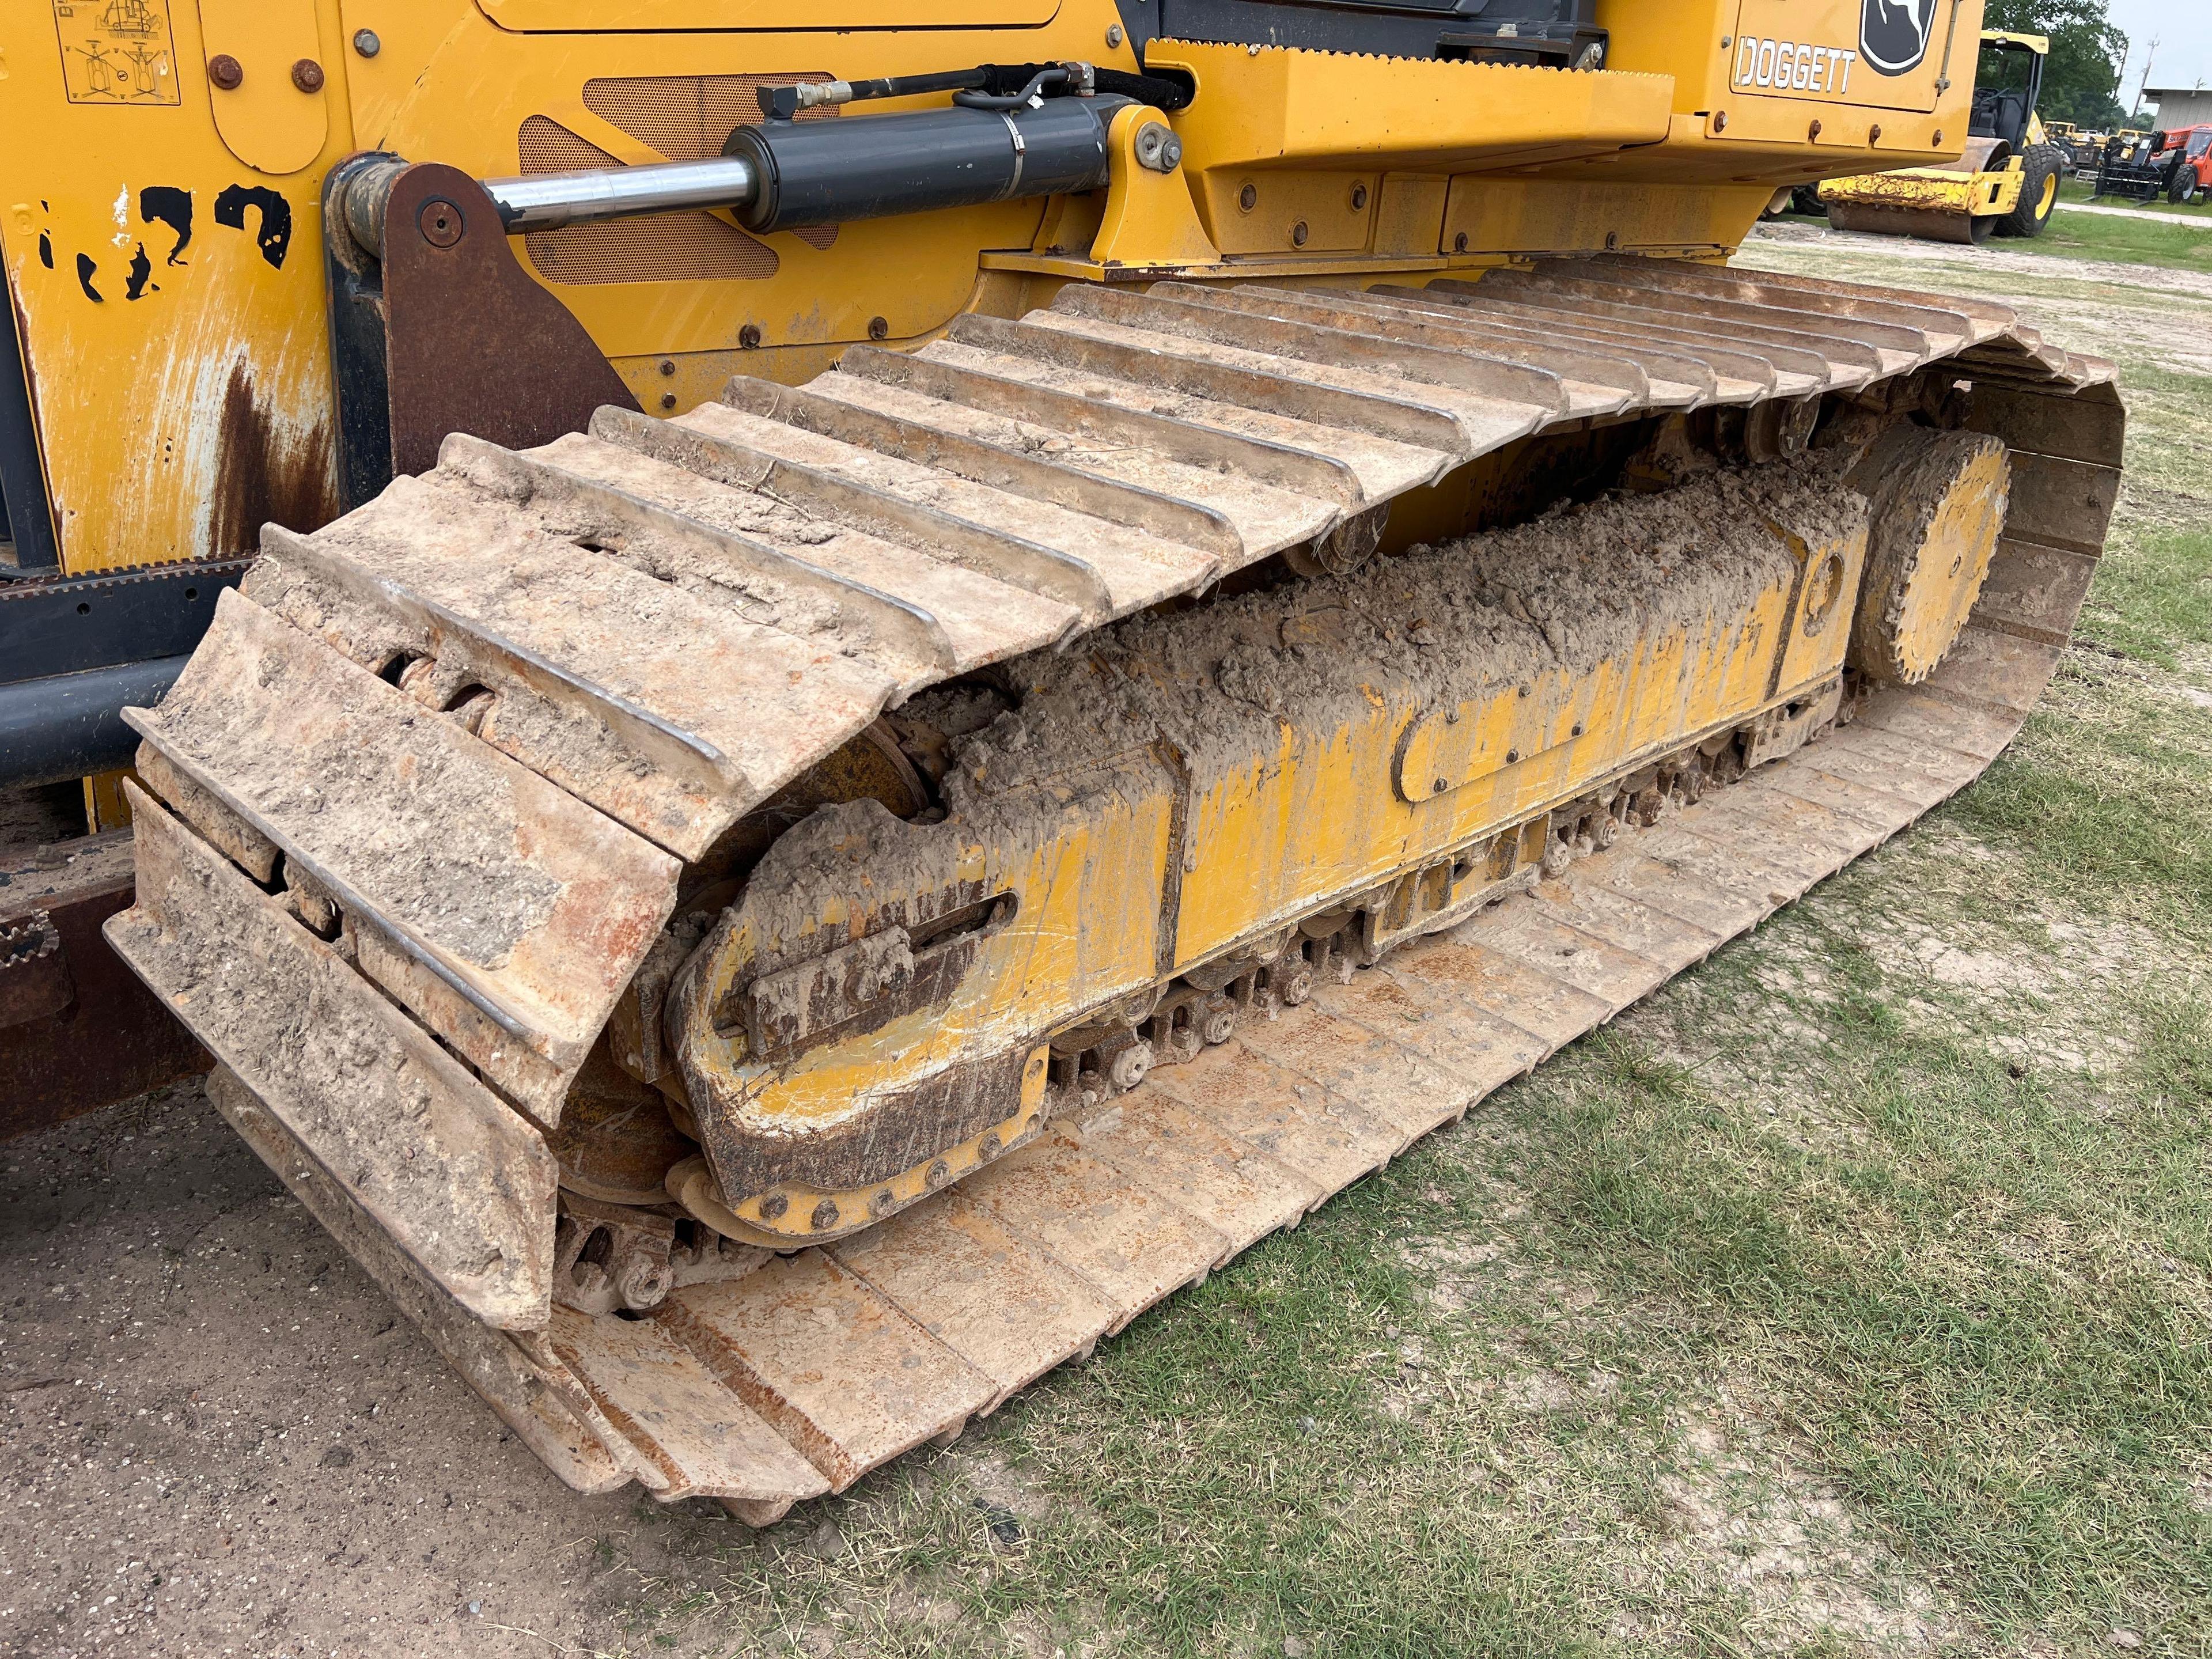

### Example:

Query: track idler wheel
xmin=1846 ymin=425 xmax=2010 ymax=685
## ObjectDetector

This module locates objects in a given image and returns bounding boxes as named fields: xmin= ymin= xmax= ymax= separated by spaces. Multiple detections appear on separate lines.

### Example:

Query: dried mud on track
xmin=7 ymin=240 xmax=2211 ymax=1659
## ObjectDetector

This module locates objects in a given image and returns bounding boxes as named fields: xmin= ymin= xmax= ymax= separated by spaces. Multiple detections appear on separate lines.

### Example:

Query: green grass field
xmin=2038 ymin=183 xmax=2212 ymax=275
xmin=570 ymin=243 xmax=2212 ymax=1659
xmin=1779 ymin=176 xmax=2212 ymax=276
xmin=2061 ymin=177 xmax=2212 ymax=222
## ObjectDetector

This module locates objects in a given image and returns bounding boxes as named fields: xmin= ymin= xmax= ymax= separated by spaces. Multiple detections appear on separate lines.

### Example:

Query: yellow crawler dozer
xmin=0 ymin=0 xmax=2119 ymax=1518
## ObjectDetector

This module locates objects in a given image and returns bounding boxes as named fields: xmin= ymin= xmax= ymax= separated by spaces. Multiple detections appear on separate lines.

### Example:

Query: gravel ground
xmin=0 ymin=1078 xmax=671 ymax=1659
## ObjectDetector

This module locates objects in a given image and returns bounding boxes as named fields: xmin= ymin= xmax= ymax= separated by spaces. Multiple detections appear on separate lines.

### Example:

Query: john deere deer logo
xmin=1860 ymin=0 xmax=1939 ymax=74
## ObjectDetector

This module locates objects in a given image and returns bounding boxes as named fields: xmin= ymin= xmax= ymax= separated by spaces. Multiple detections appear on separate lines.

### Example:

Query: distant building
xmin=2146 ymin=82 xmax=2212 ymax=131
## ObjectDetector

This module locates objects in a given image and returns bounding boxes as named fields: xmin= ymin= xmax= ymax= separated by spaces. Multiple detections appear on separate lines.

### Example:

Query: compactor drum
xmin=0 ymin=0 xmax=2119 ymax=1515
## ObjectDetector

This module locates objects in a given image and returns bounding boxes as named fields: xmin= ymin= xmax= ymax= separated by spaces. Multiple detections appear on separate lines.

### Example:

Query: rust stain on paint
xmin=209 ymin=358 xmax=339 ymax=558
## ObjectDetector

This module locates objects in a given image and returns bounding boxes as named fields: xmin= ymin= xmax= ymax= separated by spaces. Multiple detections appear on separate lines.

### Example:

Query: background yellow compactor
xmin=0 ymin=0 xmax=2120 ymax=1516
xmin=1820 ymin=31 xmax=2065 ymax=242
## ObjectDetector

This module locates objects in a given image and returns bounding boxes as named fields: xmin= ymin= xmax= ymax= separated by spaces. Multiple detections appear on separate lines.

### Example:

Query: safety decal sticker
xmin=53 ymin=0 xmax=180 ymax=105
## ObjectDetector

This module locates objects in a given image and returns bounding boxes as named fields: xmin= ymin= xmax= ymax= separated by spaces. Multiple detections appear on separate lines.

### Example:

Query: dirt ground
xmin=0 ymin=1077 xmax=669 ymax=1657
xmin=5 ymin=224 xmax=2207 ymax=1659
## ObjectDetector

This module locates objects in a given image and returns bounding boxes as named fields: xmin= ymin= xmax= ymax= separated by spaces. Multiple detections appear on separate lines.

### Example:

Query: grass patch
xmin=1947 ymin=686 xmax=2212 ymax=942
xmin=1771 ymin=196 xmax=2212 ymax=277
xmin=1994 ymin=209 xmax=2211 ymax=275
xmin=2074 ymin=517 xmax=2212 ymax=670
xmin=2061 ymin=177 xmax=2212 ymax=221
xmin=1498 ymin=981 xmax=2212 ymax=1645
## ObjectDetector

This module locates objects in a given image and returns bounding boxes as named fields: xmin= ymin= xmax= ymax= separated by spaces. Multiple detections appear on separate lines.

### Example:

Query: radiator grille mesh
xmin=581 ymin=74 xmax=839 ymax=252
xmin=582 ymin=73 xmax=828 ymax=160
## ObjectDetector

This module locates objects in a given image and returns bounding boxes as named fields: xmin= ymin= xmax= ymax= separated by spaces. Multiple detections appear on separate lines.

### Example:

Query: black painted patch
xmin=140 ymin=185 xmax=194 ymax=265
xmin=37 ymin=230 xmax=52 ymax=270
xmin=74 ymin=252 xmax=101 ymax=302
xmin=124 ymin=243 xmax=154 ymax=301
xmin=213 ymin=184 xmax=291 ymax=270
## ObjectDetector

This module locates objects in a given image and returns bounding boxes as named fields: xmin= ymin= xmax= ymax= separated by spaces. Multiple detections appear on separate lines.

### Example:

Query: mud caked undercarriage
xmin=106 ymin=254 xmax=2119 ymax=1518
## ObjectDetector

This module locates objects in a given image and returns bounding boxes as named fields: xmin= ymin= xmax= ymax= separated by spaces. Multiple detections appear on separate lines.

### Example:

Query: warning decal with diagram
xmin=53 ymin=0 xmax=180 ymax=105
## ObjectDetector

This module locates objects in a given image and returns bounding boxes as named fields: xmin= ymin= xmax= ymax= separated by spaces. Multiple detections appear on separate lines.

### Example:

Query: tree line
xmin=1983 ymin=0 xmax=2142 ymax=130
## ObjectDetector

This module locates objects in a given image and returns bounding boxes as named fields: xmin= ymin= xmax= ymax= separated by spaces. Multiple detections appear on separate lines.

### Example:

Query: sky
xmin=2106 ymin=0 xmax=2212 ymax=101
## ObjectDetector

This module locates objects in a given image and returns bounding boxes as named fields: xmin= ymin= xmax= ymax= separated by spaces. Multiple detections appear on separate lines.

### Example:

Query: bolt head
xmin=207 ymin=54 xmax=243 ymax=91
xmin=1106 ymin=22 xmax=1124 ymax=47
xmin=739 ymin=323 xmax=763 ymax=349
xmin=417 ymin=198 xmax=463 ymax=248
xmin=759 ymin=1191 xmax=789 ymax=1221
xmin=1134 ymin=122 xmax=1181 ymax=174
xmin=659 ymin=392 xmax=676 ymax=410
xmin=810 ymin=1198 xmax=840 ymax=1231
xmin=1290 ymin=219 xmax=1309 ymax=247
xmin=1350 ymin=182 xmax=1368 ymax=211
xmin=868 ymin=315 xmax=889 ymax=340
xmin=615 ymin=1255 xmax=672 ymax=1310
xmin=291 ymin=57 xmax=324 ymax=93
xmin=353 ymin=29 xmax=381 ymax=58
xmin=1238 ymin=182 xmax=1258 ymax=212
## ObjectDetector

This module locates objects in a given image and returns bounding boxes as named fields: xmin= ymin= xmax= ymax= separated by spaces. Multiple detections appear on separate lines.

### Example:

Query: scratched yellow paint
xmin=692 ymin=756 xmax=1176 ymax=1138
xmin=696 ymin=514 xmax=1866 ymax=1187
xmin=2 ymin=0 xmax=1983 ymax=576
xmin=0 ymin=0 xmax=354 ymax=573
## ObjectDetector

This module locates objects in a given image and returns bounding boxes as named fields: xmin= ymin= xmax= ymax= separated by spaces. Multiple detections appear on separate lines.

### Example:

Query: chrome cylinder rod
xmin=480 ymin=155 xmax=761 ymax=233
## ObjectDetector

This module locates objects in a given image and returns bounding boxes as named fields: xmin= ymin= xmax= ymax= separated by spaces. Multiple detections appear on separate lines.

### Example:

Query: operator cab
xmin=1968 ymin=35 xmax=2045 ymax=154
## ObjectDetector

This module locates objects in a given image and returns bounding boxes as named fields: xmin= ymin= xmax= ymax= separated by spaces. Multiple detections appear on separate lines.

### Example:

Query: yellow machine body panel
xmin=0 ymin=0 xmax=351 ymax=574
xmin=0 ymin=0 xmax=1987 ymax=579
xmin=1823 ymin=158 xmax=2027 ymax=216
